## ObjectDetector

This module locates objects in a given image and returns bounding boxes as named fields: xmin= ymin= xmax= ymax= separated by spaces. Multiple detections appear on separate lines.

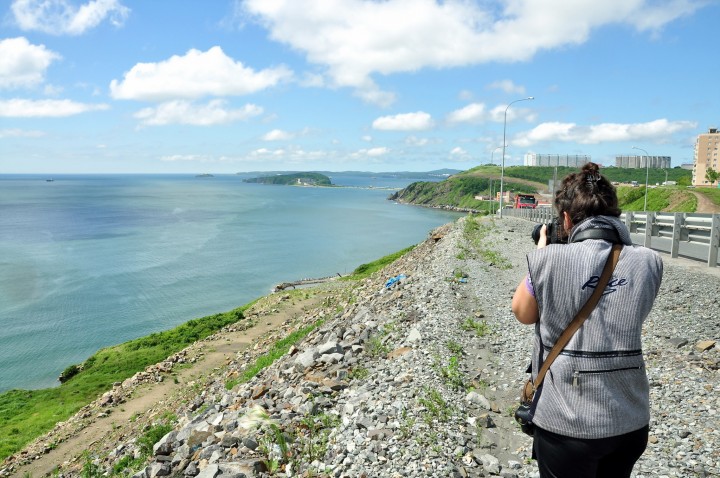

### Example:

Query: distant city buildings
xmin=523 ymin=153 xmax=590 ymax=167
xmin=615 ymin=155 xmax=670 ymax=169
xmin=693 ymin=127 xmax=720 ymax=186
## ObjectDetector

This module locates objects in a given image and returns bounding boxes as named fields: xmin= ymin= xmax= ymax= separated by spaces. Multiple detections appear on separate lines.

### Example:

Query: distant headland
xmin=242 ymin=172 xmax=333 ymax=187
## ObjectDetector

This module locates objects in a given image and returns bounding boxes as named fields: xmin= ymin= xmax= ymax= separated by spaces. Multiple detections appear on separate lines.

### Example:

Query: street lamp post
xmin=490 ymin=145 xmax=503 ymax=165
xmin=632 ymin=146 xmax=651 ymax=211
xmin=499 ymin=97 xmax=534 ymax=218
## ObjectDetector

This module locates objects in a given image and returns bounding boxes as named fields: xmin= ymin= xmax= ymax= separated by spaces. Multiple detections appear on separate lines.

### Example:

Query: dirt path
xmin=8 ymin=288 xmax=335 ymax=478
xmin=692 ymin=191 xmax=720 ymax=213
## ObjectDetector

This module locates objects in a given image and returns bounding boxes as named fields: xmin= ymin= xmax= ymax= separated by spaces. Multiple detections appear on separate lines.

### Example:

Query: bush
xmin=59 ymin=364 xmax=80 ymax=383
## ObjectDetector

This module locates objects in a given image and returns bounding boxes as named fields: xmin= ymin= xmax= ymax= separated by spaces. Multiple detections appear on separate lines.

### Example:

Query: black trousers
xmin=533 ymin=425 xmax=649 ymax=478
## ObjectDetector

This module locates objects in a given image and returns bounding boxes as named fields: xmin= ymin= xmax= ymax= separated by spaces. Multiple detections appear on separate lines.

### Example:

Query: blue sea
xmin=0 ymin=173 xmax=461 ymax=393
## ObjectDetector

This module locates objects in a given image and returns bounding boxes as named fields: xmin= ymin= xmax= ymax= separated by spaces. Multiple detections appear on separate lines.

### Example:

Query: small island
xmin=243 ymin=172 xmax=333 ymax=187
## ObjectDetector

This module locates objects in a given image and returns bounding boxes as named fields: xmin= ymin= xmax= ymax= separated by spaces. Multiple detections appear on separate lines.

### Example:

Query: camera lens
xmin=531 ymin=224 xmax=543 ymax=244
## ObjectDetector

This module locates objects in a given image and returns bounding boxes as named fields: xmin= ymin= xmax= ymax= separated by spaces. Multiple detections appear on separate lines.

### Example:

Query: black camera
xmin=514 ymin=402 xmax=535 ymax=436
xmin=531 ymin=218 xmax=567 ymax=245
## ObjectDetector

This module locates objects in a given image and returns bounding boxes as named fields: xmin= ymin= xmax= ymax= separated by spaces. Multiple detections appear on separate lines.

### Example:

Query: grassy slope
xmin=695 ymin=187 xmax=720 ymax=208
xmin=0 ymin=245 xmax=417 ymax=462
xmin=0 ymin=308 xmax=245 ymax=460
xmin=393 ymin=165 xmax=697 ymax=213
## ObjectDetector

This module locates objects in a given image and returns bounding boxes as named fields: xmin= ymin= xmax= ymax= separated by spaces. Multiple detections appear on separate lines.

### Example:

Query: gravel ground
xmin=6 ymin=215 xmax=718 ymax=478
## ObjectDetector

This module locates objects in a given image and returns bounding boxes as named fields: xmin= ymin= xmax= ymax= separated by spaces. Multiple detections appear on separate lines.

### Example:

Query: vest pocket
xmin=571 ymin=365 xmax=643 ymax=388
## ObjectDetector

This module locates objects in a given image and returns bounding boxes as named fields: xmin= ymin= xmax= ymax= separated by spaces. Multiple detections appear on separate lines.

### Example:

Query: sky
xmin=0 ymin=0 xmax=718 ymax=174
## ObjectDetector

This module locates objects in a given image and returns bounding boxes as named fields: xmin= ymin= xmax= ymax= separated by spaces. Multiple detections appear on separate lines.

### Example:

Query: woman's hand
xmin=536 ymin=224 xmax=548 ymax=249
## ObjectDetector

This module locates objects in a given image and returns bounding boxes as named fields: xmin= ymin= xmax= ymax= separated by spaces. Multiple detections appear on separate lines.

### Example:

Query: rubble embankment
xmin=3 ymin=216 xmax=718 ymax=478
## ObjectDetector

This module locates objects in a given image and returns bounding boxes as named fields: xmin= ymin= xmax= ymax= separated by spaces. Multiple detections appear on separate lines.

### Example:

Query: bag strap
xmin=530 ymin=244 xmax=623 ymax=394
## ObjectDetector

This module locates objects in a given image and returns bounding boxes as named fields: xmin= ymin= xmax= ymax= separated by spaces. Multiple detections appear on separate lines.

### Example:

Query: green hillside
xmin=390 ymin=165 xmax=696 ymax=213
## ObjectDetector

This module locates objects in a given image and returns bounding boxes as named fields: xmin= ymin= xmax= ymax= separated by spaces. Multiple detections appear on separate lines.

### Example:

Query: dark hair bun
xmin=581 ymin=162 xmax=601 ymax=175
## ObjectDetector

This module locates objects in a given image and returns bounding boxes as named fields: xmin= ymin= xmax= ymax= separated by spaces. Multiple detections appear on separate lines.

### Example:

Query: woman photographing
xmin=512 ymin=162 xmax=663 ymax=477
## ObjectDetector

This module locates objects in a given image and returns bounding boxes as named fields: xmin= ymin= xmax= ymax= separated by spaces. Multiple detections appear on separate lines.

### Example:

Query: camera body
xmin=531 ymin=218 xmax=568 ymax=245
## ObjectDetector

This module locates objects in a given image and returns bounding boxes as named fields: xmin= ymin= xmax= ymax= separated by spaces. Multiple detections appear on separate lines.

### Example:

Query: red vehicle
xmin=514 ymin=194 xmax=537 ymax=209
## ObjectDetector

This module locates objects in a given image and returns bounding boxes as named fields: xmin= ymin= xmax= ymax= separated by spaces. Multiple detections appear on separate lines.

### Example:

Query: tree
xmin=705 ymin=168 xmax=719 ymax=186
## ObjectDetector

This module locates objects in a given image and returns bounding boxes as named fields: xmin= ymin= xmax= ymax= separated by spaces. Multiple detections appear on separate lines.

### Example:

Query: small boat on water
xmin=46 ymin=178 xmax=54 ymax=182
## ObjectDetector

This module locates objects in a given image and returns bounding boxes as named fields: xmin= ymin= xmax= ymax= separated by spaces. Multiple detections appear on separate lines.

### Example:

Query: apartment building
xmin=693 ymin=127 xmax=720 ymax=186
xmin=615 ymin=155 xmax=671 ymax=169
xmin=523 ymin=153 xmax=590 ymax=167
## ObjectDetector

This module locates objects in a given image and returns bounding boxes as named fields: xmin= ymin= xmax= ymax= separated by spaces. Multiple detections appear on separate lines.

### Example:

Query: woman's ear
xmin=563 ymin=211 xmax=573 ymax=231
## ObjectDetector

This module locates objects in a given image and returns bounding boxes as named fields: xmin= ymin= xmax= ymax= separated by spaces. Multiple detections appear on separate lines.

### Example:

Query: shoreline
xmin=2 ymin=216 xmax=719 ymax=477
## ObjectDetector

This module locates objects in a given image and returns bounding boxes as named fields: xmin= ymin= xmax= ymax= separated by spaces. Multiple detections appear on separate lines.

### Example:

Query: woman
xmin=511 ymin=162 xmax=663 ymax=478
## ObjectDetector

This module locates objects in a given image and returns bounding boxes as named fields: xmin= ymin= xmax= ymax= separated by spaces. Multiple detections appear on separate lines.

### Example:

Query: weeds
xmin=460 ymin=216 xmax=512 ymax=269
xmin=366 ymin=335 xmax=391 ymax=358
xmin=418 ymin=388 xmax=453 ymax=425
xmin=348 ymin=366 xmax=370 ymax=380
xmin=446 ymin=340 xmax=464 ymax=355
xmin=433 ymin=354 xmax=465 ymax=391
xmin=461 ymin=318 xmax=491 ymax=337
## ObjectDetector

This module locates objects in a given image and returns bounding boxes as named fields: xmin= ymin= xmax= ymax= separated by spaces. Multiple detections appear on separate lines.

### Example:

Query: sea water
xmin=0 ymin=173 xmax=461 ymax=392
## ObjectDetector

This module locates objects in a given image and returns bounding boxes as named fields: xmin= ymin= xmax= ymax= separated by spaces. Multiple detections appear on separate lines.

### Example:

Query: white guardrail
xmin=501 ymin=208 xmax=720 ymax=268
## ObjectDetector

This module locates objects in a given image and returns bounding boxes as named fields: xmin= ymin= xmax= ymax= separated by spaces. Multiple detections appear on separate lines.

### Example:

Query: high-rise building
xmin=523 ymin=153 xmax=590 ymax=167
xmin=615 ymin=155 xmax=671 ymax=169
xmin=693 ymin=127 xmax=720 ymax=186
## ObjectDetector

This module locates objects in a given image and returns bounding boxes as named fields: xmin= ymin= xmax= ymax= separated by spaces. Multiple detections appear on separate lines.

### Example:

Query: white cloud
xmin=11 ymin=0 xmax=130 ymax=35
xmin=245 ymin=147 xmax=331 ymax=161
xmin=450 ymin=147 xmax=467 ymax=155
xmin=352 ymin=147 xmax=390 ymax=158
xmin=110 ymin=46 xmax=292 ymax=101
xmin=448 ymin=101 xmax=535 ymax=124
xmin=514 ymin=119 xmax=698 ymax=147
xmin=242 ymin=0 xmax=703 ymax=105
xmin=372 ymin=112 xmax=434 ymax=131
xmin=405 ymin=136 xmax=429 ymax=146
xmin=0 ymin=37 xmax=60 ymax=89
xmin=262 ymin=129 xmax=294 ymax=141
xmin=366 ymin=147 xmax=389 ymax=156
xmin=361 ymin=135 xmax=372 ymax=142
xmin=487 ymin=79 xmax=525 ymax=95
xmin=447 ymin=103 xmax=486 ymax=124
xmin=0 ymin=128 xmax=45 ymax=138
xmin=0 ymin=98 xmax=109 ymax=117
xmin=489 ymin=103 xmax=536 ymax=123
xmin=134 ymin=100 xmax=263 ymax=126
xmin=160 ymin=154 xmax=214 ymax=162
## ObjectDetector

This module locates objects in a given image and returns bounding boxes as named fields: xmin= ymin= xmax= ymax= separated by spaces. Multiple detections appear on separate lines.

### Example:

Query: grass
xmin=461 ymin=318 xmax=491 ymax=337
xmin=695 ymin=187 xmax=720 ymax=208
xmin=365 ymin=335 xmax=391 ymax=358
xmin=345 ymin=245 xmax=416 ymax=280
xmin=461 ymin=216 xmax=513 ymax=269
xmin=418 ymin=388 xmax=453 ymax=424
xmin=112 ymin=419 xmax=176 ymax=475
xmin=616 ymin=186 xmax=700 ymax=212
xmin=225 ymin=318 xmax=326 ymax=390
xmin=435 ymin=355 xmax=465 ymax=391
xmin=0 ymin=307 xmax=245 ymax=461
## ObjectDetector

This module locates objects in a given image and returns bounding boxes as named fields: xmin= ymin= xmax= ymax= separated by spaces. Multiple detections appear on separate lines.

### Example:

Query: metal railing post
xmin=644 ymin=212 xmax=654 ymax=248
xmin=708 ymin=214 xmax=720 ymax=267
xmin=671 ymin=213 xmax=682 ymax=259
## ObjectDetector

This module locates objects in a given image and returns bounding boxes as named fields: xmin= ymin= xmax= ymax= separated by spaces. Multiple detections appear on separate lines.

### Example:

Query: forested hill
xmin=243 ymin=172 xmax=333 ymax=186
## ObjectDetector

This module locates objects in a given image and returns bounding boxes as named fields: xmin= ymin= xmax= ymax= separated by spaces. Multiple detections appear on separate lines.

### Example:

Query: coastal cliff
xmin=3 ymin=216 xmax=718 ymax=478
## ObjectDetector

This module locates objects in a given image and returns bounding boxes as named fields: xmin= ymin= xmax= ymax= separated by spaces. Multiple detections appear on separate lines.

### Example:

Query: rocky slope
xmin=4 ymin=216 xmax=719 ymax=478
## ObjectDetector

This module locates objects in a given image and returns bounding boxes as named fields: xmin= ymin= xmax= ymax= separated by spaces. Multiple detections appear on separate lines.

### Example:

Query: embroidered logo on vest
xmin=581 ymin=276 xmax=628 ymax=295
